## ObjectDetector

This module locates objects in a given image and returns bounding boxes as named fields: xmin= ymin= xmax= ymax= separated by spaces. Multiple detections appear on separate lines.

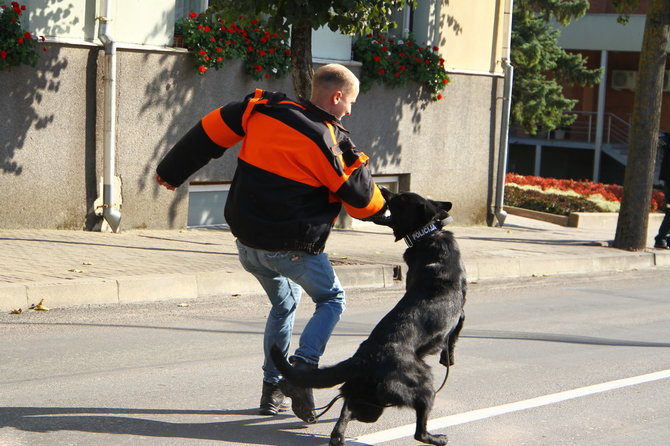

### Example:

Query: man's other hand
xmin=156 ymin=174 xmax=177 ymax=191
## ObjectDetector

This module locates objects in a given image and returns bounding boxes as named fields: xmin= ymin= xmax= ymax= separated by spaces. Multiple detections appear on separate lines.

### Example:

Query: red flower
xmin=285 ymin=49 xmax=290 ymax=55
xmin=0 ymin=50 xmax=7 ymax=59
xmin=378 ymin=68 xmax=385 ymax=74
xmin=400 ymin=65 xmax=406 ymax=71
xmin=259 ymin=50 xmax=266 ymax=56
xmin=394 ymin=72 xmax=400 ymax=78
xmin=203 ymin=26 xmax=211 ymax=33
xmin=199 ymin=50 xmax=207 ymax=56
xmin=373 ymin=55 xmax=381 ymax=62
xmin=23 ymin=31 xmax=32 ymax=39
xmin=433 ymin=46 xmax=439 ymax=51
xmin=248 ymin=46 xmax=253 ymax=52
xmin=254 ymin=64 xmax=262 ymax=71
xmin=210 ymin=37 xmax=216 ymax=42
xmin=437 ymin=94 xmax=443 ymax=100
xmin=216 ymin=47 xmax=222 ymax=53
xmin=265 ymin=73 xmax=270 ymax=79
xmin=416 ymin=57 xmax=422 ymax=63
xmin=198 ymin=66 xmax=207 ymax=73
xmin=250 ymin=19 xmax=259 ymax=25
xmin=217 ymin=56 xmax=223 ymax=62
xmin=17 ymin=37 xmax=24 ymax=44
xmin=443 ymin=78 xmax=449 ymax=84
xmin=189 ymin=12 xmax=197 ymax=18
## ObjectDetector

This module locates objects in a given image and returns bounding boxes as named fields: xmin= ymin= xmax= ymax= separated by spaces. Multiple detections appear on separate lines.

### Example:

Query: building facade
xmin=0 ymin=0 xmax=513 ymax=230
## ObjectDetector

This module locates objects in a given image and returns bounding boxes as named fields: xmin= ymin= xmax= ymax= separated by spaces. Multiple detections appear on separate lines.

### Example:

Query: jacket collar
xmin=300 ymin=98 xmax=349 ymax=133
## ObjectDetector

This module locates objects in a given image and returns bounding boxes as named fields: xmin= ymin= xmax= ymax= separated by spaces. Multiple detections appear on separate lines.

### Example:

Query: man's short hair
xmin=313 ymin=64 xmax=358 ymax=95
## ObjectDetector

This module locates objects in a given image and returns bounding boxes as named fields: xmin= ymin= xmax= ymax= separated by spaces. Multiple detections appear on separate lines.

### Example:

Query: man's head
xmin=310 ymin=63 xmax=360 ymax=120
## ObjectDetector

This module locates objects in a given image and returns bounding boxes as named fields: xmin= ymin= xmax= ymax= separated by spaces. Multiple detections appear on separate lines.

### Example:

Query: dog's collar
xmin=403 ymin=217 xmax=452 ymax=247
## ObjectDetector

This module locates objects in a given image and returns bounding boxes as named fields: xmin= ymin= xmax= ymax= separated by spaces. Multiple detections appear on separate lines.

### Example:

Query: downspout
xmin=494 ymin=0 xmax=514 ymax=226
xmin=97 ymin=0 xmax=121 ymax=232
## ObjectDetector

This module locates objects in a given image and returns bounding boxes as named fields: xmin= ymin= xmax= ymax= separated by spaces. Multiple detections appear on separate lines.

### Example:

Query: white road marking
xmin=347 ymin=369 xmax=670 ymax=445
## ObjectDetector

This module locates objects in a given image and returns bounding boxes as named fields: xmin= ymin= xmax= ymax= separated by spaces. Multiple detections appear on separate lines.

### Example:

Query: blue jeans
xmin=236 ymin=240 xmax=346 ymax=384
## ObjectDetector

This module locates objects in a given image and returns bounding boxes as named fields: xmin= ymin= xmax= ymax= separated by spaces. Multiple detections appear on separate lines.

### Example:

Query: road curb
xmin=2 ymin=253 xmax=669 ymax=311
xmin=0 ymin=264 xmax=399 ymax=311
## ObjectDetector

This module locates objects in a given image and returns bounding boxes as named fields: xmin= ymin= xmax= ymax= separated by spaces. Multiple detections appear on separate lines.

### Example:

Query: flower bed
xmin=505 ymin=173 xmax=666 ymax=215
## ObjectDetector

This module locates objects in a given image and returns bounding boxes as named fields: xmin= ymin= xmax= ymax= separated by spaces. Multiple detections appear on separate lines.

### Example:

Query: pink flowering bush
xmin=0 ymin=2 xmax=44 ymax=70
xmin=177 ymin=13 xmax=290 ymax=80
xmin=352 ymin=34 xmax=450 ymax=101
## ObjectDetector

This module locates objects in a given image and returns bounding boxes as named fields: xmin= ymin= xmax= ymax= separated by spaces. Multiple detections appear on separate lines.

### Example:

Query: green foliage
xmin=352 ymin=34 xmax=450 ymax=101
xmin=178 ymin=13 xmax=290 ymax=80
xmin=0 ymin=1 xmax=41 ymax=71
xmin=208 ymin=0 xmax=415 ymax=36
xmin=511 ymin=0 xmax=603 ymax=134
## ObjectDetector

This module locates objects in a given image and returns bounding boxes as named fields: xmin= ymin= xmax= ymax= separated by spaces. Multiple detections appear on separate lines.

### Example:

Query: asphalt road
xmin=1 ymin=269 xmax=669 ymax=446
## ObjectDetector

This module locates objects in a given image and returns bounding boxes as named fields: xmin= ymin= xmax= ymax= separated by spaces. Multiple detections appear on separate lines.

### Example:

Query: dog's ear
xmin=439 ymin=201 xmax=452 ymax=213
xmin=378 ymin=185 xmax=395 ymax=202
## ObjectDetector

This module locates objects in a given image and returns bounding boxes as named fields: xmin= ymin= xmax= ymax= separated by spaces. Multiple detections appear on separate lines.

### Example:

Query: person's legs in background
xmin=655 ymin=181 xmax=670 ymax=249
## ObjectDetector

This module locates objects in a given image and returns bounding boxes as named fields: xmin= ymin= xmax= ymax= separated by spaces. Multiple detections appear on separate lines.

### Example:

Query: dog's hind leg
xmin=413 ymin=387 xmax=448 ymax=445
xmin=329 ymin=399 xmax=353 ymax=446
xmin=440 ymin=313 xmax=465 ymax=367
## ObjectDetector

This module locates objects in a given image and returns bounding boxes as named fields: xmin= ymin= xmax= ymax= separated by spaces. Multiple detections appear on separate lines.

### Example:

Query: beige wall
xmin=442 ymin=0 xmax=509 ymax=74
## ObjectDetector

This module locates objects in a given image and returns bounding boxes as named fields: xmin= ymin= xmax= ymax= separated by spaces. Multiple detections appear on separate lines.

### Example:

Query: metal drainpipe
xmin=494 ymin=0 xmax=514 ymax=226
xmin=97 ymin=0 xmax=121 ymax=232
xmin=494 ymin=59 xmax=514 ymax=226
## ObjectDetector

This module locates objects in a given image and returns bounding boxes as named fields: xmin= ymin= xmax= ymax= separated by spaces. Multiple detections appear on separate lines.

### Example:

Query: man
xmin=156 ymin=64 xmax=388 ymax=422
xmin=654 ymin=133 xmax=670 ymax=249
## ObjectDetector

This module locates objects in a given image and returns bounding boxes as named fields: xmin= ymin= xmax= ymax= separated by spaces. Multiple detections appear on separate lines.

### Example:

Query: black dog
xmin=271 ymin=189 xmax=466 ymax=446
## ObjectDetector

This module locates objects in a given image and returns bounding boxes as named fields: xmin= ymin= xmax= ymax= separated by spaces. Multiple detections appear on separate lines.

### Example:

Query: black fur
xmin=271 ymin=189 xmax=467 ymax=446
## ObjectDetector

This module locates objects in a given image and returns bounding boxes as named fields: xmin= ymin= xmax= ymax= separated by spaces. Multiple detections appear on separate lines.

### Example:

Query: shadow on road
xmin=0 ymin=406 xmax=334 ymax=445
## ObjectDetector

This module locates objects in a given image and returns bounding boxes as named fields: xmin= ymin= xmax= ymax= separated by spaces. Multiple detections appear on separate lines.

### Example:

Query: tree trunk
xmin=289 ymin=21 xmax=313 ymax=99
xmin=613 ymin=0 xmax=670 ymax=250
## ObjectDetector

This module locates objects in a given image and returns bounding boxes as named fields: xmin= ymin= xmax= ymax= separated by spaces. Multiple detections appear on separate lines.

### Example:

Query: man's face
xmin=331 ymin=84 xmax=359 ymax=119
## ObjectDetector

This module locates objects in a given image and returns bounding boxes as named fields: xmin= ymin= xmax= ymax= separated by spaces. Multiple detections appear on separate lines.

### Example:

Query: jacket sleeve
xmin=155 ymin=97 xmax=250 ymax=187
xmin=332 ymin=138 xmax=387 ymax=219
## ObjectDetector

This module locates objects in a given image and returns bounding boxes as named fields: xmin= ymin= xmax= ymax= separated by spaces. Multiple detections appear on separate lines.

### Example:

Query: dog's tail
xmin=270 ymin=344 xmax=355 ymax=389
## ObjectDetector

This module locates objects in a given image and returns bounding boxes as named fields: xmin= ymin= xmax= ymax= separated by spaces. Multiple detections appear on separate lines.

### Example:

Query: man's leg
xmin=235 ymin=241 xmax=301 ymax=415
xmin=262 ymin=249 xmax=345 ymax=423
xmin=655 ymin=182 xmax=670 ymax=248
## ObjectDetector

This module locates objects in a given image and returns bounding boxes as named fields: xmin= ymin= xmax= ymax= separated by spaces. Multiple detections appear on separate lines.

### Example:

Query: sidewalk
xmin=1 ymin=215 xmax=669 ymax=311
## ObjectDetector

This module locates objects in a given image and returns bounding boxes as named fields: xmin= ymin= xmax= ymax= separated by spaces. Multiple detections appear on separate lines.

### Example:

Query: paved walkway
xmin=1 ymin=215 xmax=668 ymax=311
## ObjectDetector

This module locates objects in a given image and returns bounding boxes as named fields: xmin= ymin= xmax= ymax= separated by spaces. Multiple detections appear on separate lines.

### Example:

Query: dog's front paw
xmin=415 ymin=432 xmax=448 ymax=445
xmin=329 ymin=435 xmax=345 ymax=446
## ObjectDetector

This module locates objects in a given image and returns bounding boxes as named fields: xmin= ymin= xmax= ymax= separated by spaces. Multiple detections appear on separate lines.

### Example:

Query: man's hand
xmin=156 ymin=174 xmax=176 ymax=191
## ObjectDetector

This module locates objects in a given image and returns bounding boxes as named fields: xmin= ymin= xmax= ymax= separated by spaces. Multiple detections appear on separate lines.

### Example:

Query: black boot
xmin=278 ymin=356 xmax=317 ymax=423
xmin=259 ymin=381 xmax=287 ymax=415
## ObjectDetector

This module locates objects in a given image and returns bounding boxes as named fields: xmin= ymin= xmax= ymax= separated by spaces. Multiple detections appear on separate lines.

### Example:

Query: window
xmin=374 ymin=175 xmax=401 ymax=193
xmin=187 ymin=183 xmax=230 ymax=228
xmin=175 ymin=0 xmax=208 ymax=22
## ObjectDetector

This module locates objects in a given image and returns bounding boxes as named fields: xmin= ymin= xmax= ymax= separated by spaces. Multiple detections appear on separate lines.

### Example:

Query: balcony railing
xmin=511 ymin=111 xmax=631 ymax=145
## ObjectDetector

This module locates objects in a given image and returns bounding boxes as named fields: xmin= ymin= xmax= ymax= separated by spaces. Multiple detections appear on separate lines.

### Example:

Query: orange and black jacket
xmin=157 ymin=89 xmax=386 ymax=254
